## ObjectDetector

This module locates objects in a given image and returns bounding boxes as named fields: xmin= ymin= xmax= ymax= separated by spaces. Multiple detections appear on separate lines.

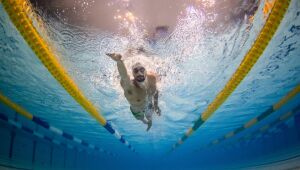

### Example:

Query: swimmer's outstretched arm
xmin=106 ymin=53 xmax=130 ymax=85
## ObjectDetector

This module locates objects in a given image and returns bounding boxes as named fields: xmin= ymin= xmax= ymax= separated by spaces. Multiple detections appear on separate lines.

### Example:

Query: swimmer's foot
xmin=146 ymin=120 xmax=152 ymax=131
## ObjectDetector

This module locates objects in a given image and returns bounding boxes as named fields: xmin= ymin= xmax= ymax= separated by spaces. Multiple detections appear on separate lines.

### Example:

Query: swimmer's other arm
xmin=106 ymin=53 xmax=131 ymax=86
xmin=153 ymin=90 xmax=161 ymax=116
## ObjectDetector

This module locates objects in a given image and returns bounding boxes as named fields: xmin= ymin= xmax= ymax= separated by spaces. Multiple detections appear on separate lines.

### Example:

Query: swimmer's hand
xmin=154 ymin=106 xmax=161 ymax=116
xmin=106 ymin=53 xmax=122 ymax=61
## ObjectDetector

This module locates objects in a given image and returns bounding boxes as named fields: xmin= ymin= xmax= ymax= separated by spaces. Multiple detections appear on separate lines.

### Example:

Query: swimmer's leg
xmin=146 ymin=119 xmax=152 ymax=131
xmin=140 ymin=118 xmax=148 ymax=124
xmin=145 ymin=111 xmax=153 ymax=131
xmin=139 ymin=117 xmax=151 ymax=131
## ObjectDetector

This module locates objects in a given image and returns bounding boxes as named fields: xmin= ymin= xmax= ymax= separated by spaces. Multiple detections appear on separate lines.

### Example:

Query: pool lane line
xmin=171 ymin=0 xmax=291 ymax=151
xmin=0 ymin=92 xmax=116 ymax=157
xmin=0 ymin=0 xmax=134 ymax=152
xmin=0 ymin=112 xmax=71 ymax=150
xmin=205 ymin=84 xmax=300 ymax=147
xmin=227 ymin=104 xmax=300 ymax=150
xmin=246 ymin=104 xmax=300 ymax=141
xmin=192 ymin=103 xmax=300 ymax=154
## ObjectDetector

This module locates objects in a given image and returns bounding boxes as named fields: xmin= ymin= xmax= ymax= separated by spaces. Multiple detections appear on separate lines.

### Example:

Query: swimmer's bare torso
xmin=122 ymin=74 xmax=156 ymax=111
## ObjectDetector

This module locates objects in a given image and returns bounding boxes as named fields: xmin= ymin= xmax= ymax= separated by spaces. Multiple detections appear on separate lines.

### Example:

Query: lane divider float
xmin=0 ymin=92 xmax=116 ymax=156
xmin=1 ymin=0 xmax=134 ymax=152
xmin=206 ymin=84 xmax=300 ymax=147
xmin=229 ymin=104 xmax=300 ymax=149
xmin=172 ymin=0 xmax=291 ymax=151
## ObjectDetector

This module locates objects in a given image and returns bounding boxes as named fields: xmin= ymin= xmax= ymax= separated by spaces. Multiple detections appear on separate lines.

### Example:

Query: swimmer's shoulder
xmin=147 ymin=73 xmax=158 ymax=92
xmin=147 ymin=73 xmax=157 ymax=83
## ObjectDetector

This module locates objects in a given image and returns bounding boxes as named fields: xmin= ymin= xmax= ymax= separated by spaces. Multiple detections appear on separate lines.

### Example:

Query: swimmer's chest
xmin=124 ymin=86 xmax=148 ymax=103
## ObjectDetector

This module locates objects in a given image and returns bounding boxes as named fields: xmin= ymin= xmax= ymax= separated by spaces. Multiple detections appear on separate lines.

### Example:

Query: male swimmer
xmin=106 ymin=52 xmax=161 ymax=131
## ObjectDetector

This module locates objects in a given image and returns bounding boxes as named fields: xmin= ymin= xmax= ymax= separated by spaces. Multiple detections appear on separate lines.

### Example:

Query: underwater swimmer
xmin=106 ymin=53 xmax=161 ymax=131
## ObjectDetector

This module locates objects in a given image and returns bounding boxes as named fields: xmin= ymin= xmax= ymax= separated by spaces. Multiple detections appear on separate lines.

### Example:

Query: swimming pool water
xmin=0 ymin=0 xmax=300 ymax=169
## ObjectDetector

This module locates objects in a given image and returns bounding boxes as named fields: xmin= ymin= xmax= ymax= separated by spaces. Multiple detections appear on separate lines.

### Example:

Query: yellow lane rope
xmin=0 ymin=93 xmax=33 ymax=120
xmin=1 ymin=0 xmax=134 ymax=150
xmin=1 ymin=0 xmax=106 ymax=125
xmin=172 ymin=0 xmax=291 ymax=150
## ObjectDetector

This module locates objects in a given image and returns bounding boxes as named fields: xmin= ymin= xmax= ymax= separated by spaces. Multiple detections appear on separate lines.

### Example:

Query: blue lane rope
xmin=0 ymin=111 xmax=116 ymax=157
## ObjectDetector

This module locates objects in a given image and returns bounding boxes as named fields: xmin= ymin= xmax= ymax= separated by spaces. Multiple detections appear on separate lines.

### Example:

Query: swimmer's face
xmin=132 ymin=63 xmax=146 ymax=82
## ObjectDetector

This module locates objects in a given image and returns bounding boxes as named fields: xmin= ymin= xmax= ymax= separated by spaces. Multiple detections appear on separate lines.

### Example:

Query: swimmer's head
xmin=132 ymin=62 xmax=146 ymax=82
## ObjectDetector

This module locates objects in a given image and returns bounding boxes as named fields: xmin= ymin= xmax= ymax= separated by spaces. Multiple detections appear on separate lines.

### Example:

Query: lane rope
xmin=205 ymin=84 xmax=300 ymax=147
xmin=0 ymin=92 xmax=116 ymax=156
xmin=1 ymin=0 xmax=134 ymax=152
xmin=172 ymin=0 xmax=291 ymax=150
xmin=229 ymin=104 xmax=300 ymax=149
